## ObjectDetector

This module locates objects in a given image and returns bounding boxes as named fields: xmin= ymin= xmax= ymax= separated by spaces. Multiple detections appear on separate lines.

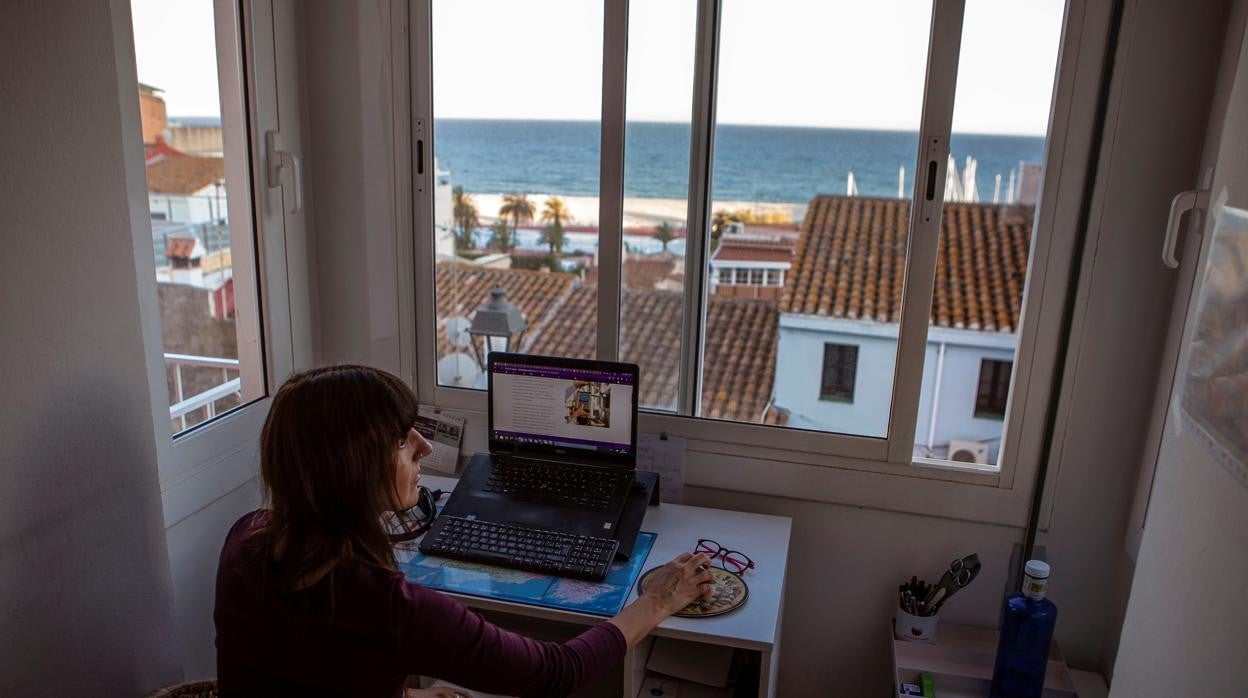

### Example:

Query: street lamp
xmin=469 ymin=286 xmax=527 ymax=367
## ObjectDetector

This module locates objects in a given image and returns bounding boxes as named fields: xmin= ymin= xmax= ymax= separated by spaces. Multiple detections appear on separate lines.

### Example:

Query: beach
xmin=469 ymin=192 xmax=807 ymax=229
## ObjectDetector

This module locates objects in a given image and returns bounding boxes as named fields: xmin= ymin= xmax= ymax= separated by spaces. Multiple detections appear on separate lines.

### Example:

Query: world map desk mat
xmin=397 ymin=532 xmax=657 ymax=617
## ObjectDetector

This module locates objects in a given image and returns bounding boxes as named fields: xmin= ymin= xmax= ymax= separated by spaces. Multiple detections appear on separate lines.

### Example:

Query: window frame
xmin=407 ymin=0 xmax=1115 ymax=524
xmin=122 ymin=0 xmax=310 ymax=526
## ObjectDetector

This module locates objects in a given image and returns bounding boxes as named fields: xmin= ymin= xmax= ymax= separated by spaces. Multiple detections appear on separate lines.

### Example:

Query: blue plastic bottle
xmin=990 ymin=560 xmax=1058 ymax=698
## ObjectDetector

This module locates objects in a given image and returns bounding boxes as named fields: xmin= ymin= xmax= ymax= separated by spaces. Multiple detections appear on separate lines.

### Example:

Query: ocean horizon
xmin=433 ymin=118 xmax=1046 ymax=205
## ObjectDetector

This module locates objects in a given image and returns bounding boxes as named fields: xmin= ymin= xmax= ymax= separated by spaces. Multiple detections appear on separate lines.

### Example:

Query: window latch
xmin=265 ymin=129 xmax=303 ymax=215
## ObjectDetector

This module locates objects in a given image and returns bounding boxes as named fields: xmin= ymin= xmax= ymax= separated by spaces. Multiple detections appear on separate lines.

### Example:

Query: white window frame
xmin=120 ymin=0 xmax=311 ymax=527
xmin=407 ymin=0 xmax=1114 ymax=525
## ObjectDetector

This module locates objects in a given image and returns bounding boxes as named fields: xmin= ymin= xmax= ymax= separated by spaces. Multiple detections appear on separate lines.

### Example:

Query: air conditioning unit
xmin=948 ymin=439 xmax=991 ymax=465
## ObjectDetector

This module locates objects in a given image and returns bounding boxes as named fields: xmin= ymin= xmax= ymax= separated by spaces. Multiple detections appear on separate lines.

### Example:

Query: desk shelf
xmin=891 ymin=623 xmax=1078 ymax=698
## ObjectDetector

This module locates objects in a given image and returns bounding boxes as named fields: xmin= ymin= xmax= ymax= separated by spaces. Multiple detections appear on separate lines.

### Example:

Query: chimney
xmin=138 ymin=84 xmax=168 ymax=147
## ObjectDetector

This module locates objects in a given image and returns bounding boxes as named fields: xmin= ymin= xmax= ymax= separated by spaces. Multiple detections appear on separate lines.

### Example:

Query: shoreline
xmin=465 ymin=192 xmax=807 ymax=228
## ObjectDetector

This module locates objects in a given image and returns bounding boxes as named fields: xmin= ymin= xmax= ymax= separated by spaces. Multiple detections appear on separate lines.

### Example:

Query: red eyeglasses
xmin=694 ymin=539 xmax=755 ymax=575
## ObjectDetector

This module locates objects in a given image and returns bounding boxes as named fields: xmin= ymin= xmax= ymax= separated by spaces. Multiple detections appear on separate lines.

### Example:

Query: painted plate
xmin=637 ymin=566 xmax=748 ymax=618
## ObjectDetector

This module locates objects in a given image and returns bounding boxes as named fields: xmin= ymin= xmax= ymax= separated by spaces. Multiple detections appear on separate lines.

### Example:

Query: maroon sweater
xmin=214 ymin=511 xmax=626 ymax=697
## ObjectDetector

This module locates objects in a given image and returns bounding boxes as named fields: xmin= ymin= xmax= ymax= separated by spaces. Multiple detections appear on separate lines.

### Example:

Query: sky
xmin=131 ymin=0 xmax=1065 ymax=136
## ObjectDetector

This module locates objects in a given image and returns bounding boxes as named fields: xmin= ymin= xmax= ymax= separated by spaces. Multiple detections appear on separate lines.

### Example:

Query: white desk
xmin=416 ymin=475 xmax=792 ymax=697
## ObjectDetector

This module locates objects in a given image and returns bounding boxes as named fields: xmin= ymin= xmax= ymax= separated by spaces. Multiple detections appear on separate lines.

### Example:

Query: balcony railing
xmin=166 ymin=352 xmax=242 ymax=431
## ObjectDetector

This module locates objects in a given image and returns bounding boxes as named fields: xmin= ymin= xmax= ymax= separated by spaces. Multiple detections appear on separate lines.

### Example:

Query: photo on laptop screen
xmin=489 ymin=355 xmax=637 ymax=458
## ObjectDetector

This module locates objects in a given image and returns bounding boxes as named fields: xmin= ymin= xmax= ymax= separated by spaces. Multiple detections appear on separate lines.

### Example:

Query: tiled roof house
xmin=783 ymin=195 xmax=1032 ymax=332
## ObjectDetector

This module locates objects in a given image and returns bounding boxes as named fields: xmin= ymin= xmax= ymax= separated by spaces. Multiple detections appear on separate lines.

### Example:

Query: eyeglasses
xmin=693 ymin=539 xmax=755 ymax=575
xmin=388 ymin=486 xmax=443 ymax=543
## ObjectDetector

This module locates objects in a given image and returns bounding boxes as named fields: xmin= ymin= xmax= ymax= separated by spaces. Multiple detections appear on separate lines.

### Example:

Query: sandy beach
xmin=469 ymin=193 xmax=806 ymax=229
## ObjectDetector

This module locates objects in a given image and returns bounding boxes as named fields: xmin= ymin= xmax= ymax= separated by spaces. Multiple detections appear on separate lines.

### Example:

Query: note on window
xmin=415 ymin=405 xmax=466 ymax=474
xmin=637 ymin=433 xmax=686 ymax=503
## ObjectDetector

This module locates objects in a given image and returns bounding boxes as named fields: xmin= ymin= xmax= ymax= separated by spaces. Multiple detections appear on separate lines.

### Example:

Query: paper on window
xmin=637 ymin=433 xmax=686 ymax=503
xmin=415 ymin=405 xmax=466 ymax=474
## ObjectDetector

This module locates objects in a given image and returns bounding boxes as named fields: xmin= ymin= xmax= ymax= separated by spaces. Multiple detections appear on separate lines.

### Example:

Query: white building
xmin=772 ymin=195 xmax=1033 ymax=463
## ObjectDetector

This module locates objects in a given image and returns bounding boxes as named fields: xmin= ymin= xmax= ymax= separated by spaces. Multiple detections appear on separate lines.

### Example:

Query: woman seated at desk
xmin=214 ymin=365 xmax=714 ymax=698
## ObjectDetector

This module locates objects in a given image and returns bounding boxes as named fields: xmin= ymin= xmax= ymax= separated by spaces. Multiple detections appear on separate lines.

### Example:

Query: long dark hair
xmin=255 ymin=365 xmax=419 ymax=589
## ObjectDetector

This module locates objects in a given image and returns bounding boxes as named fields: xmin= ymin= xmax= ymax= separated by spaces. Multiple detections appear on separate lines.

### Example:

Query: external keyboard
xmin=419 ymin=516 xmax=619 ymax=581
xmin=485 ymin=459 xmax=628 ymax=511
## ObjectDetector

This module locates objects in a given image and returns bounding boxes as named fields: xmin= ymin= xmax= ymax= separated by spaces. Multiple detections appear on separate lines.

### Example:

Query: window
xmin=130 ymin=0 xmax=265 ymax=435
xmin=412 ymin=0 xmax=1101 ymax=483
xmin=426 ymin=0 xmax=603 ymax=391
xmin=974 ymin=359 xmax=1012 ymax=419
xmin=820 ymin=344 xmax=859 ymax=402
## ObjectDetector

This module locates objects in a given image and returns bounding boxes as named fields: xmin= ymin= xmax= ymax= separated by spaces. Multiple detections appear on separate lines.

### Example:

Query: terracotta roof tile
xmin=434 ymin=264 xmax=576 ymax=358
xmin=782 ymin=195 xmax=1032 ymax=332
xmin=524 ymin=287 xmax=779 ymax=422
xmin=146 ymin=156 xmax=225 ymax=195
xmin=584 ymin=256 xmax=683 ymax=292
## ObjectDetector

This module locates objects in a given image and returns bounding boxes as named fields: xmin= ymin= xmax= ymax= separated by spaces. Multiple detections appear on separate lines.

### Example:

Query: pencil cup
xmin=894 ymin=607 xmax=939 ymax=642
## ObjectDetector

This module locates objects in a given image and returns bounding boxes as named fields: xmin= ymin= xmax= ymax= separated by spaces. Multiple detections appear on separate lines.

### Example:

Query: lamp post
xmin=469 ymin=286 xmax=527 ymax=368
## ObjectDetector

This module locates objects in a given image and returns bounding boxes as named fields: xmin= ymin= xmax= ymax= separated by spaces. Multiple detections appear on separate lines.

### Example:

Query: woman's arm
xmin=395 ymin=553 xmax=713 ymax=698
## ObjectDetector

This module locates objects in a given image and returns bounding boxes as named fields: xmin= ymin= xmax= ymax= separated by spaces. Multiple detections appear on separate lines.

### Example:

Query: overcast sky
xmin=132 ymin=0 xmax=1064 ymax=136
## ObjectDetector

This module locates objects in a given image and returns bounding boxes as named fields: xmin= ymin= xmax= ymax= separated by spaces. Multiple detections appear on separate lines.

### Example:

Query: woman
xmin=215 ymin=365 xmax=713 ymax=697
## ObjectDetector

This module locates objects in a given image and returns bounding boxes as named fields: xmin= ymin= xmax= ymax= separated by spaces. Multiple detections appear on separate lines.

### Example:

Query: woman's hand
xmin=641 ymin=552 xmax=716 ymax=615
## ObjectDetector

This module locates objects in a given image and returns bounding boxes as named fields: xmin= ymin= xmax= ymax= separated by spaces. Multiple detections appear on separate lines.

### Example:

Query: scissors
xmin=921 ymin=553 xmax=981 ymax=615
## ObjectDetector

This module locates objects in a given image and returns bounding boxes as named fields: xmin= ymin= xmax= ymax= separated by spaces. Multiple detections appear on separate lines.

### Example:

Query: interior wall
xmin=1035 ymin=0 xmax=1230 ymax=676
xmin=300 ymin=0 xmax=406 ymax=374
xmin=0 ymin=1 xmax=182 ymax=694
xmin=1110 ymin=4 xmax=1248 ymax=694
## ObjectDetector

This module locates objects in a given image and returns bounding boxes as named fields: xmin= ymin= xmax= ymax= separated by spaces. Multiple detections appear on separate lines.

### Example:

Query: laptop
xmin=436 ymin=352 xmax=640 ymax=538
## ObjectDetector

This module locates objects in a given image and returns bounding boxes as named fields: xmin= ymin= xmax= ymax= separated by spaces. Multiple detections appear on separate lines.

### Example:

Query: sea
xmin=433 ymin=119 xmax=1046 ymax=204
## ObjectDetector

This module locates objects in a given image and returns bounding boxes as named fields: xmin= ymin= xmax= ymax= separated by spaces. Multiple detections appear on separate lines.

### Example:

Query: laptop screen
xmin=488 ymin=353 xmax=638 ymax=463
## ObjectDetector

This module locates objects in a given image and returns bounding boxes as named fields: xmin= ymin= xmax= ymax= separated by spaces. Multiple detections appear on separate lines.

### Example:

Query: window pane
xmin=700 ymin=0 xmax=932 ymax=434
xmin=618 ymin=0 xmax=698 ymax=412
xmin=915 ymin=0 xmax=1064 ymax=464
xmin=131 ymin=0 xmax=263 ymax=434
xmin=430 ymin=0 xmax=603 ymax=389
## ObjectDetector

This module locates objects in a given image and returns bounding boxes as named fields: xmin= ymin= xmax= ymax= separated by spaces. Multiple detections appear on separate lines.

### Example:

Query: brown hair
xmin=255 ymin=364 xmax=419 ymax=589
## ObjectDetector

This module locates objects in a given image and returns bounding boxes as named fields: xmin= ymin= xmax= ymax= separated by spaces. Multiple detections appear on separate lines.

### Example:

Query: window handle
xmin=1162 ymin=189 xmax=1201 ymax=268
xmin=265 ymin=129 xmax=303 ymax=214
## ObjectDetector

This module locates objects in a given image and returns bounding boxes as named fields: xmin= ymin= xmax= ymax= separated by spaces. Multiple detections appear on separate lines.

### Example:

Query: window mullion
xmin=678 ymin=0 xmax=722 ymax=417
xmin=596 ymin=0 xmax=629 ymax=362
xmin=885 ymin=0 xmax=965 ymax=463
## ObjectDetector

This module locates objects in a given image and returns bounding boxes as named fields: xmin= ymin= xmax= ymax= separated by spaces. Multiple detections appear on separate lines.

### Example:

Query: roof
xmin=525 ymin=286 xmax=780 ymax=420
xmin=782 ymin=195 xmax=1032 ymax=333
xmin=146 ymin=156 xmax=225 ymax=195
xmin=584 ymin=256 xmax=682 ymax=291
xmin=712 ymin=237 xmax=795 ymax=264
xmin=434 ymin=264 xmax=575 ymax=358
xmin=144 ymin=138 xmax=188 ymax=165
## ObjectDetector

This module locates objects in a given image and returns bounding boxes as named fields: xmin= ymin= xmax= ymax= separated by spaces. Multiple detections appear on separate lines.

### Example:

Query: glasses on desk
xmin=388 ymin=485 xmax=442 ymax=543
xmin=693 ymin=539 xmax=755 ymax=575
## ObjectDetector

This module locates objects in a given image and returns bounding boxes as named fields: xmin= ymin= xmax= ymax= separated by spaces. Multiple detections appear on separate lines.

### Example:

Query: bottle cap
xmin=1024 ymin=560 xmax=1050 ymax=579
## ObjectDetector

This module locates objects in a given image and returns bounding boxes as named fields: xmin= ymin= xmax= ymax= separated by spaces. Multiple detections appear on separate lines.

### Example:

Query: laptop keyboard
xmin=420 ymin=516 xmax=619 ymax=581
xmin=485 ymin=459 xmax=628 ymax=511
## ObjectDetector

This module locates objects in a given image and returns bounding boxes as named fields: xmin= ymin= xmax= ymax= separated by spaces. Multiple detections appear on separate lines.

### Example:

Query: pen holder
xmin=894 ymin=607 xmax=939 ymax=642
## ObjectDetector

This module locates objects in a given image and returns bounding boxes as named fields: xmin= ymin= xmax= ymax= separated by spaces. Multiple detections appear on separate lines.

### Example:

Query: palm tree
xmin=538 ymin=221 xmax=566 ymax=255
xmin=540 ymin=196 xmax=574 ymax=228
xmin=487 ymin=219 xmax=514 ymax=252
xmin=451 ymin=186 xmax=480 ymax=251
xmin=499 ymin=193 xmax=536 ymax=241
xmin=653 ymin=221 xmax=676 ymax=253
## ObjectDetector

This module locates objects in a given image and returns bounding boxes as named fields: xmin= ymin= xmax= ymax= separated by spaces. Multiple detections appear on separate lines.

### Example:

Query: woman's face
xmin=393 ymin=426 xmax=432 ymax=510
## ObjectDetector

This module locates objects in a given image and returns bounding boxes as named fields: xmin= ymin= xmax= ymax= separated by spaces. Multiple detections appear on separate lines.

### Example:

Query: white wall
xmin=0 ymin=2 xmax=182 ymax=694
xmin=1036 ymin=0 xmax=1232 ymax=673
xmin=1110 ymin=2 xmax=1248 ymax=694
